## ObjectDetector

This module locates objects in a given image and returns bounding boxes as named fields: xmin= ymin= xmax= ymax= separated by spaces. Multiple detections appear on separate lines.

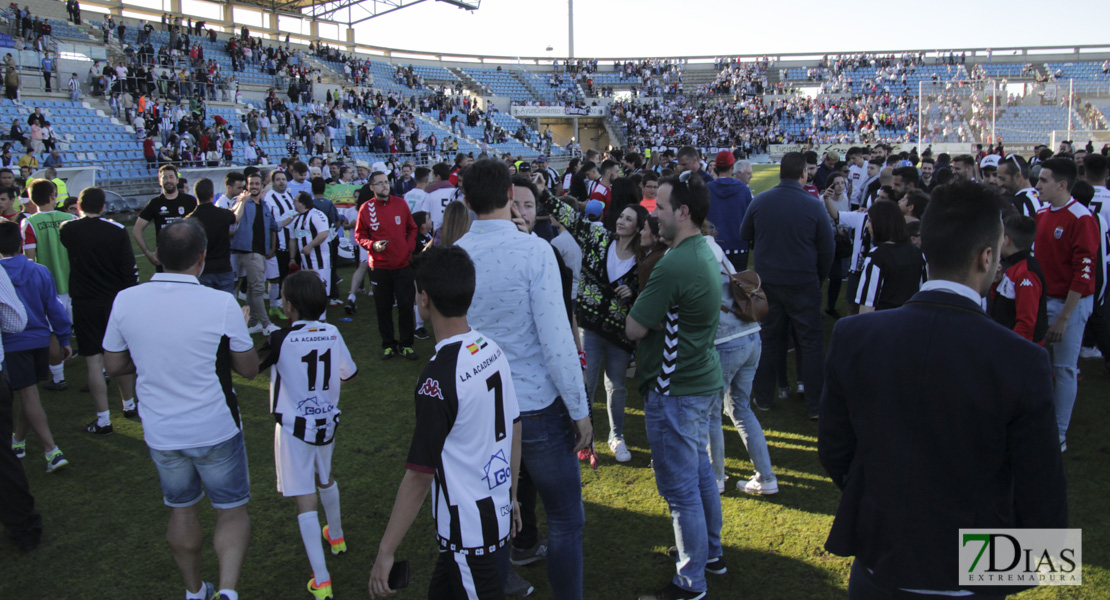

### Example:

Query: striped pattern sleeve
xmin=855 ymin=253 xmax=884 ymax=308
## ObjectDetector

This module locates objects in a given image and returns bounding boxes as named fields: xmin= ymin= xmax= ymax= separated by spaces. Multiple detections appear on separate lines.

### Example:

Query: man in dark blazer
xmin=819 ymin=181 xmax=1067 ymax=599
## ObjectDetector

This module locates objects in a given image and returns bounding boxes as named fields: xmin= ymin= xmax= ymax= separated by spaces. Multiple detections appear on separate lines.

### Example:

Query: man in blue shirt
xmin=706 ymin=150 xmax=753 ymax=271
xmin=40 ymin=53 xmax=55 ymax=93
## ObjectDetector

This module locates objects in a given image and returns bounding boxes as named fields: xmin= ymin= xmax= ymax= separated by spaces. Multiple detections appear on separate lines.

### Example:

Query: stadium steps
xmin=449 ymin=67 xmax=490 ymax=97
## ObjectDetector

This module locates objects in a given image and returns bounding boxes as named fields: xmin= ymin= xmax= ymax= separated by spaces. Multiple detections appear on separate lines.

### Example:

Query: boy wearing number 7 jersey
xmin=261 ymin=270 xmax=358 ymax=600
xmin=369 ymin=245 xmax=522 ymax=600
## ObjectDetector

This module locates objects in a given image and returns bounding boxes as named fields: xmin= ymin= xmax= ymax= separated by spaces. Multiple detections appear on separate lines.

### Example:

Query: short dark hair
xmin=920 ymin=181 xmax=1006 ymax=279
xmin=1083 ymin=153 xmax=1108 ymax=183
xmin=953 ymin=155 xmax=976 ymax=168
xmin=920 ymin=157 xmax=936 ymax=166
xmin=412 ymin=245 xmax=475 ymax=318
xmin=893 ymin=166 xmax=919 ymax=188
xmin=29 ymin=178 xmax=56 ymax=207
xmin=432 ymin=162 xmax=451 ymax=181
xmin=1040 ymin=157 xmax=1077 ymax=193
xmin=294 ymin=191 xmax=314 ymax=210
xmin=311 ymin=176 xmax=326 ymax=195
xmin=599 ymin=159 xmax=617 ymax=178
xmin=511 ymin=174 xmax=540 ymax=202
xmin=625 ymin=152 xmax=643 ymax=169
xmin=463 ymin=159 xmax=512 ymax=215
xmin=158 ymin=163 xmax=178 ymax=177
xmin=292 ymin=160 xmax=308 ymax=175
xmin=224 ymin=171 xmax=246 ymax=188
xmin=676 ymin=146 xmax=699 ymax=161
xmin=902 ymin=189 xmax=930 ymax=219
xmin=78 ymin=186 xmax=106 ymax=214
xmin=803 ymin=151 xmax=818 ymax=165
xmin=193 ymin=178 xmax=214 ymax=203
xmin=999 ymin=155 xmax=1028 ymax=179
xmin=780 ymin=152 xmax=806 ymax=180
xmin=641 ymin=170 xmax=659 ymax=184
xmin=281 ymin=269 xmax=327 ymax=320
xmin=156 ymin=220 xmax=207 ymax=272
xmin=1003 ymin=214 xmax=1036 ymax=252
xmin=414 ymin=166 xmax=431 ymax=184
xmin=1072 ymin=180 xmax=1095 ymax=208
xmin=867 ymin=200 xmax=908 ymax=244
xmin=660 ymin=173 xmax=710 ymax=227
xmin=0 ymin=220 xmax=21 ymax=254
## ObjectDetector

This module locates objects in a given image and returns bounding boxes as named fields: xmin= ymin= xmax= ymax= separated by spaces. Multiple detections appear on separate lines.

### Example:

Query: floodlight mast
xmin=568 ymin=0 xmax=574 ymax=59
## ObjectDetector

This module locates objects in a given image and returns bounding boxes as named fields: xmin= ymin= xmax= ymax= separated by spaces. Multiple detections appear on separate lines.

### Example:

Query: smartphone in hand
xmin=388 ymin=559 xmax=410 ymax=590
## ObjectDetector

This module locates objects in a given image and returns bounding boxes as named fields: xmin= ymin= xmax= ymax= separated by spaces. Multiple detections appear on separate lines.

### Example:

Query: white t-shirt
xmin=606 ymin=243 xmax=636 ymax=284
xmin=102 ymin=273 xmax=254 ymax=451
xmin=405 ymin=187 xmax=429 ymax=215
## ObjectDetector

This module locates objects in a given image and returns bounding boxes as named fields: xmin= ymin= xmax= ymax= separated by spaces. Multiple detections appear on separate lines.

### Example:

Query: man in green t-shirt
xmin=627 ymin=173 xmax=724 ymax=600
xmin=21 ymin=178 xmax=74 ymax=390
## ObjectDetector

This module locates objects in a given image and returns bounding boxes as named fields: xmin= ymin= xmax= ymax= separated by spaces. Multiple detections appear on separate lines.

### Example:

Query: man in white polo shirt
xmin=103 ymin=220 xmax=260 ymax=600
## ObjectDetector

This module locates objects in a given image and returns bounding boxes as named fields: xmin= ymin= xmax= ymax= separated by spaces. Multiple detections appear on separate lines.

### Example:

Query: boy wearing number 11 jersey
xmin=369 ymin=245 xmax=522 ymax=600
xmin=261 ymin=270 xmax=357 ymax=600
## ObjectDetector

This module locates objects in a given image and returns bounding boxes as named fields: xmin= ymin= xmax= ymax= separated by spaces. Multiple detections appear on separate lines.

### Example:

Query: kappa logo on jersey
xmin=1055 ymin=227 xmax=1064 ymax=239
xmin=482 ymin=449 xmax=511 ymax=490
xmin=419 ymin=378 xmax=444 ymax=400
xmin=1020 ymin=279 xmax=1034 ymax=287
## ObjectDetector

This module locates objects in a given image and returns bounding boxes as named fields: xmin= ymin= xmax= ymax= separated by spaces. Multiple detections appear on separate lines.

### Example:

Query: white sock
xmin=318 ymin=482 xmax=343 ymax=540
xmin=216 ymin=591 xmax=237 ymax=600
xmin=347 ymin=292 xmax=356 ymax=302
xmin=123 ymin=398 xmax=136 ymax=411
xmin=185 ymin=584 xmax=208 ymax=600
xmin=414 ymin=306 xmax=423 ymax=328
xmin=298 ymin=511 xmax=330 ymax=584
xmin=270 ymin=283 xmax=280 ymax=305
xmin=49 ymin=363 xmax=65 ymax=383
xmin=96 ymin=410 xmax=111 ymax=427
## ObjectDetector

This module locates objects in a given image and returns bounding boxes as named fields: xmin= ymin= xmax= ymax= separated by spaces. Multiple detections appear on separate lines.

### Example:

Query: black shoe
xmin=666 ymin=547 xmax=727 ymax=575
xmin=84 ymin=420 xmax=114 ymax=435
xmin=807 ymin=411 xmax=820 ymax=421
xmin=382 ymin=347 xmax=396 ymax=361
xmin=344 ymin=298 xmax=356 ymax=315
xmin=123 ymin=408 xmax=140 ymax=420
xmin=401 ymin=347 xmax=418 ymax=361
xmin=414 ymin=327 xmax=429 ymax=340
xmin=43 ymin=380 xmax=67 ymax=391
xmin=4 ymin=529 xmax=41 ymax=552
xmin=511 ymin=539 xmax=547 ymax=566
xmin=752 ymin=398 xmax=772 ymax=411
xmin=639 ymin=582 xmax=706 ymax=600
xmin=824 ymin=308 xmax=841 ymax=319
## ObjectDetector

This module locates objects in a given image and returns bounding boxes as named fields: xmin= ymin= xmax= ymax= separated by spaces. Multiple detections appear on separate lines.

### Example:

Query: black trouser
xmin=0 ymin=369 xmax=42 ymax=547
xmin=827 ymin=257 xmax=845 ymax=310
xmin=370 ymin=265 xmax=414 ymax=349
xmin=754 ymin=281 xmax=825 ymax=415
xmin=1082 ymin=296 xmax=1110 ymax=362
xmin=275 ymin=248 xmax=290 ymax=282
xmin=429 ymin=544 xmax=509 ymax=600
xmin=726 ymin=250 xmax=749 ymax=273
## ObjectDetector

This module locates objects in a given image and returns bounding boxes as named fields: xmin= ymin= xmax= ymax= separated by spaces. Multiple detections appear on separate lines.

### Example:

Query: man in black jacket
xmin=740 ymin=152 xmax=835 ymax=418
xmin=58 ymin=187 xmax=139 ymax=434
xmin=819 ymin=181 xmax=1067 ymax=599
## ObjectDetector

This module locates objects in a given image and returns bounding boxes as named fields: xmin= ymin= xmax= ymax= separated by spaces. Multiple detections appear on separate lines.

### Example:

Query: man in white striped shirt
xmin=67 ymin=73 xmax=80 ymax=104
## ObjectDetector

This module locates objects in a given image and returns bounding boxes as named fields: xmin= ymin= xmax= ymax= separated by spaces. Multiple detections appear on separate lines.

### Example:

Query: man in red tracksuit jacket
xmin=354 ymin=170 xmax=418 ymax=360
xmin=1034 ymin=158 xmax=1100 ymax=451
xmin=989 ymin=214 xmax=1048 ymax=344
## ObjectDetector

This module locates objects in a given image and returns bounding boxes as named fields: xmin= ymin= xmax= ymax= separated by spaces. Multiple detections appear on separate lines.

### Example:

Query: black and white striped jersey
xmin=290 ymin=208 xmax=330 ymax=271
xmin=405 ymin=329 xmax=520 ymax=556
xmin=261 ymin=321 xmax=358 ymax=445
xmin=265 ymin=188 xmax=296 ymax=250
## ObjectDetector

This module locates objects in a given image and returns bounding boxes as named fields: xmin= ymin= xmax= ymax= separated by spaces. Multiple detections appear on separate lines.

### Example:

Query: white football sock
xmin=185 ymin=583 xmax=208 ymax=600
xmin=96 ymin=410 xmax=111 ymax=427
xmin=318 ymin=482 xmax=343 ymax=540
xmin=298 ymin=511 xmax=330 ymax=584
xmin=123 ymin=398 xmax=136 ymax=411
xmin=49 ymin=363 xmax=64 ymax=383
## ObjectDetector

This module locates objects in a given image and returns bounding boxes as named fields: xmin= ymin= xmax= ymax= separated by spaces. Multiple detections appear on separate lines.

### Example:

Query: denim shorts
xmin=149 ymin=431 xmax=251 ymax=509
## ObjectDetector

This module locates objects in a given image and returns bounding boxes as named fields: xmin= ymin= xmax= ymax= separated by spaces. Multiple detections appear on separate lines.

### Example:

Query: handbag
xmin=722 ymin=270 xmax=769 ymax=323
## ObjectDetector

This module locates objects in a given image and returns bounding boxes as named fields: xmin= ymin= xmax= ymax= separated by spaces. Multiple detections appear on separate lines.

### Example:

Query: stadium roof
xmin=238 ymin=0 xmax=479 ymax=26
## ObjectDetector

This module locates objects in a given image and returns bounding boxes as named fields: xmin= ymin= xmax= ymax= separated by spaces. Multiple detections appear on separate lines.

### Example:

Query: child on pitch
xmin=989 ymin=213 xmax=1048 ymax=345
xmin=260 ymin=270 xmax=357 ymax=600
xmin=369 ymin=245 xmax=522 ymax=599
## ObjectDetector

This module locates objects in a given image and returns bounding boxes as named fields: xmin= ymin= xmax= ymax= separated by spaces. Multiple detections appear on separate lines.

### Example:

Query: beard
xmin=162 ymin=183 xmax=176 ymax=194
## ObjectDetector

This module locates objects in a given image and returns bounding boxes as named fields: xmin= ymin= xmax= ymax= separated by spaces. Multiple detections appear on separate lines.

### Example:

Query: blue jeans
xmin=582 ymin=329 xmax=632 ymax=442
xmin=148 ymin=431 xmax=250 ymax=509
xmin=709 ymin=332 xmax=774 ymax=481
xmin=519 ymin=400 xmax=584 ymax=600
xmin=644 ymin=390 xmax=723 ymax=594
xmin=198 ymin=271 xmax=236 ymax=295
xmin=1046 ymin=295 xmax=1094 ymax=444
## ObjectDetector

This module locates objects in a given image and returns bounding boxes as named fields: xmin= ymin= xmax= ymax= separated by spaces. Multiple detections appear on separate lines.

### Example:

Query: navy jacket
xmin=818 ymin=289 xmax=1066 ymax=595
xmin=740 ymin=179 xmax=834 ymax=286
xmin=706 ymin=177 xmax=752 ymax=253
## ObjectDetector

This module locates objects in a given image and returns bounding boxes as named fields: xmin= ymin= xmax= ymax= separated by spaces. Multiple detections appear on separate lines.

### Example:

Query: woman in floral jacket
xmin=541 ymin=193 xmax=648 ymax=464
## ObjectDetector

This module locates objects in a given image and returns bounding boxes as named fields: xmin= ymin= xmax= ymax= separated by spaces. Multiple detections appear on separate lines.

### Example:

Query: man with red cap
xmin=707 ymin=150 xmax=754 ymax=271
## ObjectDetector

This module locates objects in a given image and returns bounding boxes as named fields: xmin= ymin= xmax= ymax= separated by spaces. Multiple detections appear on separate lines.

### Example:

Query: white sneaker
xmin=717 ymin=478 xmax=726 ymax=494
xmin=237 ymin=291 xmax=247 ymax=301
xmin=777 ymin=387 xmax=789 ymax=400
xmin=796 ymin=382 xmax=805 ymax=394
xmin=263 ymin=323 xmax=281 ymax=336
xmin=246 ymin=323 xmax=263 ymax=335
xmin=739 ymin=474 xmax=779 ymax=495
xmin=1079 ymin=346 xmax=1103 ymax=359
xmin=608 ymin=438 xmax=632 ymax=463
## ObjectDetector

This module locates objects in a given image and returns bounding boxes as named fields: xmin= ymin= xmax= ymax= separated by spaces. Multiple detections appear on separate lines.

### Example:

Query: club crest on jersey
xmin=419 ymin=378 xmax=444 ymax=400
xmin=395 ymin=215 xmax=401 ymax=225
xmin=482 ymin=449 xmax=510 ymax=490
xmin=1054 ymin=227 xmax=1064 ymax=239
